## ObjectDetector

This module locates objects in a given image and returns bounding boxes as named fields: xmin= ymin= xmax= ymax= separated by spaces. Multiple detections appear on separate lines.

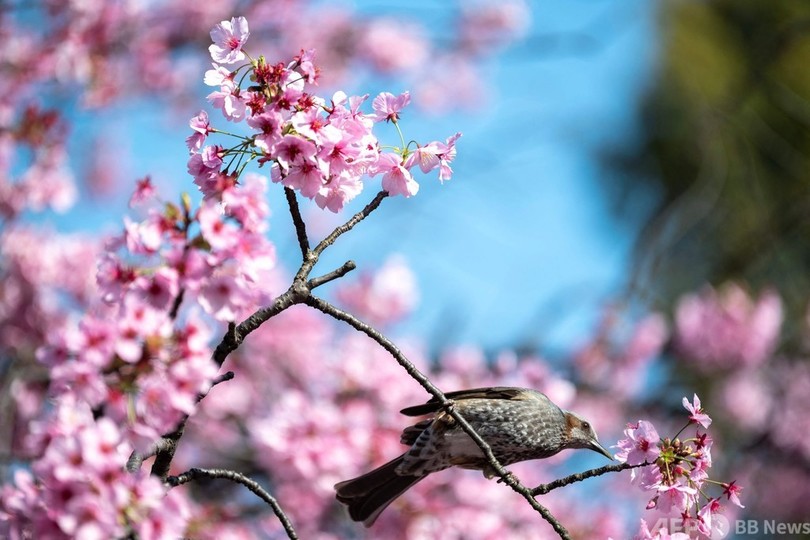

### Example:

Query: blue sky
xmin=43 ymin=0 xmax=659 ymax=354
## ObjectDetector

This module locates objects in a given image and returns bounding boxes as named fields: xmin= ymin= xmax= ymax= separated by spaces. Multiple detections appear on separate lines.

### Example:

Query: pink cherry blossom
xmin=361 ymin=20 xmax=429 ymax=73
xmin=291 ymin=107 xmax=341 ymax=144
xmin=96 ymin=253 xmax=136 ymax=304
xmin=186 ymin=111 xmax=211 ymax=153
xmin=221 ymin=173 xmax=270 ymax=233
xmin=655 ymin=481 xmax=697 ymax=515
xmin=135 ymin=267 xmax=180 ymax=312
xmin=293 ymin=49 xmax=318 ymax=83
xmin=371 ymin=152 xmax=419 ymax=197
xmin=196 ymin=272 xmax=250 ymax=321
xmin=275 ymin=135 xmax=318 ymax=171
xmin=129 ymin=176 xmax=156 ymax=207
xmin=615 ymin=420 xmax=660 ymax=466
xmin=335 ymin=255 xmax=419 ymax=326
xmin=682 ymin=393 xmax=712 ymax=428
xmin=208 ymin=17 xmax=250 ymax=65
xmin=406 ymin=132 xmax=461 ymax=182
xmin=207 ymin=78 xmax=248 ymax=122
xmin=201 ymin=145 xmax=224 ymax=169
xmin=203 ymin=64 xmax=232 ymax=87
xmin=770 ymin=362 xmax=810 ymax=460
xmin=674 ymin=283 xmax=782 ymax=370
xmin=247 ymin=110 xmax=285 ymax=154
xmin=197 ymin=201 xmax=239 ymax=251
xmin=722 ymin=481 xmax=744 ymax=508
xmin=371 ymin=91 xmax=411 ymax=123
xmin=123 ymin=215 xmax=162 ymax=254
xmin=315 ymin=174 xmax=363 ymax=212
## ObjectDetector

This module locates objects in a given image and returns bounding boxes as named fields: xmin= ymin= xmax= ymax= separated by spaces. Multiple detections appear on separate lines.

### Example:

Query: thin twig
xmin=196 ymin=370 xmax=235 ymax=401
xmin=284 ymin=187 xmax=310 ymax=259
xmin=311 ymin=191 xmax=388 ymax=257
xmin=168 ymin=288 xmax=186 ymax=320
xmin=168 ymin=468 xmax=298 ymax=539
xmin=531 ymin=461 xmax=649 ymax=496
xmin=308 ymin=260 xmax=356 ymax=289
xmin=304 ymin=295 xmax=572 ymax=539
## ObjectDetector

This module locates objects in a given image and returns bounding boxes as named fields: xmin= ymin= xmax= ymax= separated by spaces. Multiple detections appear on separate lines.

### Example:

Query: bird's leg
xmin=494 ymin=470 xmax=517 ymax=484
xmin=441 ymin=399 xmax=456 ymax=413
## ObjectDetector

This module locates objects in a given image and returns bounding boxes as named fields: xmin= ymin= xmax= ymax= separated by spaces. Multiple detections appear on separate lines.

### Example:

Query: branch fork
xmin=136 ymin=187 xmax=638 ymax=540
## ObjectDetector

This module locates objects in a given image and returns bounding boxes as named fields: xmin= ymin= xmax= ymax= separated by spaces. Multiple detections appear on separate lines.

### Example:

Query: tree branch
xmin=150 ymin=417 xmax=188 ymax=479
xmin=308 ymin=260 xmax=356 ymax=290
xmin=303 ymin=295 xmax=572 ymax=539
xmin=168 ymin=467 xmax=298 ymax=540
xmin=531 ymin=461 xmax=649 ymax=496
xmin=284 ymin=187 xmax=310 ymax=259
xmin=311 ymin=191 xmax=388 ymax=257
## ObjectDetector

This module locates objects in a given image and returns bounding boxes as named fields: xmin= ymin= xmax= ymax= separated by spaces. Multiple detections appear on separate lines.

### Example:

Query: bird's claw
xmin=496 ymin=471 xmax=517 ymax=485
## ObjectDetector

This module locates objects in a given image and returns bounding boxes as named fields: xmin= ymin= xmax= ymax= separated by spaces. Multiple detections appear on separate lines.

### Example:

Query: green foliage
xmin=606 ymin=0 xmax=810 ymax=345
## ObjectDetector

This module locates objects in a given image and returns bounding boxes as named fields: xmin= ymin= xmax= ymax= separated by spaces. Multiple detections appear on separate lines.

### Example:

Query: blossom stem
xmin=393 ymin=121 xmax=407 ymax=153
xmin=672 ymin=421 xmax=692 ymax=441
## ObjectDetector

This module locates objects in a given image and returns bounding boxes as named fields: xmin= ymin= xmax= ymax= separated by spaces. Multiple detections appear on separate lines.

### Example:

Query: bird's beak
xmin=589 ymin=439 xmax=615 ymax=461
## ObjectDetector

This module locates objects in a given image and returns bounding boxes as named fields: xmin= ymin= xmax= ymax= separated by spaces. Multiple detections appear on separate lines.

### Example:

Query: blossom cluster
xmin=33 ymin=174 xmax=278 ymax=455
xmin=674 ymin=283 xmax=782 ymax=370
xmin=335 ymin=255 xmax=419 ymax=327
xmin=0 ymin=397 xmax=190 ymax=539
xmin=575 ymin=309 xmax=670 ymax=399
xmin=188 ymin=16 xmax=460 ymax=212
xmin=615 ymin=395 xmax=743 ymax=539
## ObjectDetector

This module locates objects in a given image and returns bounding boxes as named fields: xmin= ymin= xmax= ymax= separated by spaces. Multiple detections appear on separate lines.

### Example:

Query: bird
xmin=334 ymin=386 xmax=614 ymax=527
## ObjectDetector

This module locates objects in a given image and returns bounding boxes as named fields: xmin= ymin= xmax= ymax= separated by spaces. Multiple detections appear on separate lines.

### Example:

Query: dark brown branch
xmin=150 ymin=417 xmax=188 ymax=479
xmin=197 ymin=370 xmax=235 ymax=400
xmin=531 ymin=461 xmax=649 ymax=496
xmin=126 ymin=436 xmax=176 ymax=473
xmin=303 ymin=295 xmax=571 ymax=539
xmin=311 ymin=191 xmax=388 ymax=257
xmin=308 ymin=260 xmax=356 ymax=289
xmin=168 ymin=468 xmax=298 ymax=539
xmin=284 ymin=187 xmax=310 ymax=259
xmin=168 ymin=288 xmax=186 ymax=320
xmin=212 ymin=289 xmax=301 ymax=368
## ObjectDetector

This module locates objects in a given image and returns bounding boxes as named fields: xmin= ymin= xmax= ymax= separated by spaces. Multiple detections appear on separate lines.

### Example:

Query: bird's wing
xmin=400 ymin=418 xmax=432 ymax=446
xmin=399 ymin=387 xmax=530 ymax=416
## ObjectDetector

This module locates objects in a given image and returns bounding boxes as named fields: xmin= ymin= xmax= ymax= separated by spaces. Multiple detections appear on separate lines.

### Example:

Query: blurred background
xmin=2 ymin=0 xmax=810 ymax=538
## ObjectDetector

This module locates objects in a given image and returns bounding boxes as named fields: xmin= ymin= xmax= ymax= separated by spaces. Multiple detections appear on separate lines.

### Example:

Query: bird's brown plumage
xmin=334 ymin=387 xmax=613 ymax=526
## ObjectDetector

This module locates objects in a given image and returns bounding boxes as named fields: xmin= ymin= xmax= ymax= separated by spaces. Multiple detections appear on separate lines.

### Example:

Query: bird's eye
xmin=582 ymin=421 xmax=590 ymax=430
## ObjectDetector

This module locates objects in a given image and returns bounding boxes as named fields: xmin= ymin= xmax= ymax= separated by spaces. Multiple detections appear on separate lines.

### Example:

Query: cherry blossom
xmin=674 ymin=283 xmax=782 ymax=370
xmin=209 ymin=17 xmax=250 ymax=65
xmin=371 ymin=91 xmax=412 ymax=123
xmin=371 ymin=153 xmax=420 ymax=197
xmin=615 ymin=420 xmax=660 ymax=466
xmin=683 ymin=394 xmax=712 ymax=428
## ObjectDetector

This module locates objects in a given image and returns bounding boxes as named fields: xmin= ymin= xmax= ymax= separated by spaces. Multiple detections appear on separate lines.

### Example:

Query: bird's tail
xmin=335 ymin=455 xmax=424 ymax=527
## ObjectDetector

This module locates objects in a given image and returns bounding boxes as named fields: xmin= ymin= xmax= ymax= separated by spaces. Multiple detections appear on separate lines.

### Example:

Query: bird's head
xmin=563 ymin=412 xmax=614 ymax=461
